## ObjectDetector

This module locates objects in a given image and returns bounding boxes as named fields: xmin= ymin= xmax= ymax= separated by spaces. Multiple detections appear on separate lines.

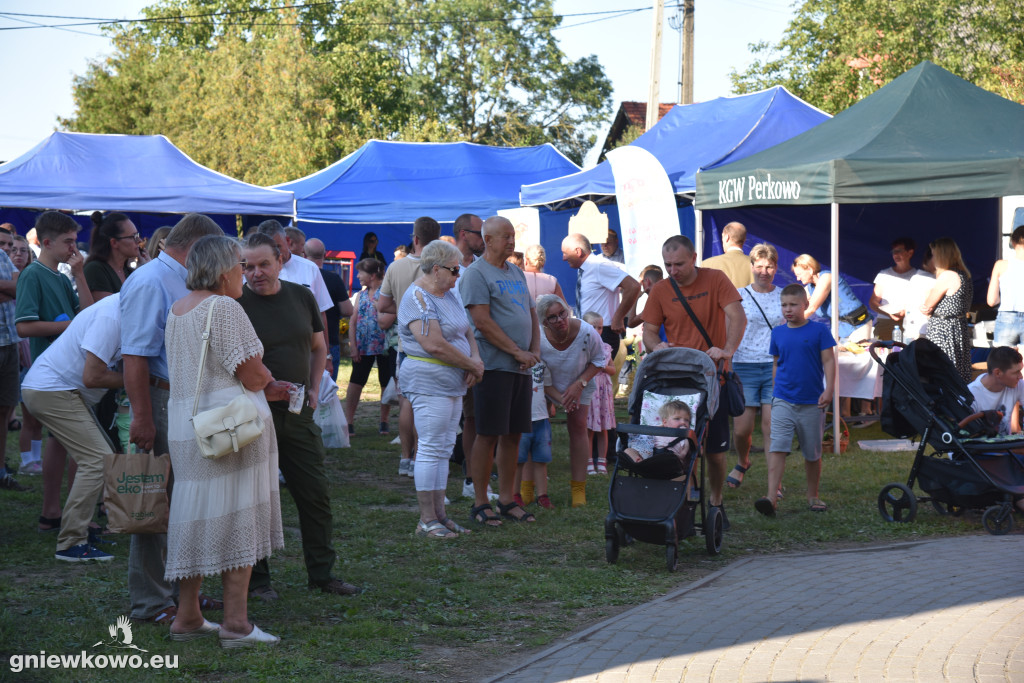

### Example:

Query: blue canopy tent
xmin=0 ymin=131 xmax=294 ymax=239
xmin=275 ymin=139 xmax=582 ymax=286
xmin=518 ymin=88 xmax=830 ymax=306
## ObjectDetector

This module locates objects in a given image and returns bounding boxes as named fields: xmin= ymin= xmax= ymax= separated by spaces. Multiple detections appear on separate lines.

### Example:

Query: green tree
xmin=61 ymin=0 xmax=612 ymax=183
xmin=730 ymin=0 xmax=1024 ymax=114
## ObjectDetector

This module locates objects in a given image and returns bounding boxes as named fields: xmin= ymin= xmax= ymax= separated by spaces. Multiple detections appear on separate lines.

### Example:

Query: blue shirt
xmin=770 ymin=321 xmax=836 ymax=405
xmin=119 ymin=251 xmax=188 ymax=380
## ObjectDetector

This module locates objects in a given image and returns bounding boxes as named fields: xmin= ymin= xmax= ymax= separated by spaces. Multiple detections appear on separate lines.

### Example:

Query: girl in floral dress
xmin=583 ymin=312 xmax=618 ymax=474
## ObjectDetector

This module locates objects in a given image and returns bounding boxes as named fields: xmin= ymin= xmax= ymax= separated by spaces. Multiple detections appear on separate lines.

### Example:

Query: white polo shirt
xmin=579 ymin=253 xmax=628 ymax=323
xmin=280 ymin=253 xmax=333 ymax=313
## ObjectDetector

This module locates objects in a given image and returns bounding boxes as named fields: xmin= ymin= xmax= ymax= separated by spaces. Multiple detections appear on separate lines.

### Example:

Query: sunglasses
xmin=545 ymin=310 xmax=569 ymax=325
xmin=438 ymin=265 xmax=460 ymax=276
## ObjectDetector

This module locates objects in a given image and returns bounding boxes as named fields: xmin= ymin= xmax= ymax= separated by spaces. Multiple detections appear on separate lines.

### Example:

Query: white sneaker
xmin=20 ymin=460 xmax=42 ymax=475
xmin=460 ymin=481 xmax=498 ymax=500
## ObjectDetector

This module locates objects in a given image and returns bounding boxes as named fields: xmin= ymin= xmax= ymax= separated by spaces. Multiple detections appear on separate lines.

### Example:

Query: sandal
xmin=754 ymin=497 xmax=776 ymax=517
xmin=38 ymin=515 xmax=61 ymax=533
xmin=379 ymin=421 xmax=390 ymax=435
xmin=438 ymin=517 xmax=471 ymax=535
xmin=198 ymin=594 xmax=224 ymax=611
xmin=726 ymin=463 xmax=749 ymax=489
xmin=536 ymin=494 xmax=555 ymax=510
xmin=416 ymin=519 xmax=458 ymax=539
xmin=497 ymin=500 xmax=536 ymax=523
xmin=809 ymin=498 xmax=828 ymax=512
xmin=470 ymin=503 xmax=502 ymax=527
xmin=8 ymin=418 xmax=21 ymax=431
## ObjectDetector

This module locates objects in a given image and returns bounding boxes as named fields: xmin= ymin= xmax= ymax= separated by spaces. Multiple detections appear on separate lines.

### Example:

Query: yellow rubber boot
xmin=520 ymin=480 xmax=536 ymax=506
xmin=571 ymin=480 xmax=587 ymax=507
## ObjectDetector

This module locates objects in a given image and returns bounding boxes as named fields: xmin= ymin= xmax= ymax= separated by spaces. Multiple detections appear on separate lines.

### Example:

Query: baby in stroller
xmin=622 ymin=399 xmax=699 ymax=501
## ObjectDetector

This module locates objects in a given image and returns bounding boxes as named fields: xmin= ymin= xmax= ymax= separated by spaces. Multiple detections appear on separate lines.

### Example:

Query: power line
xmin=0 ymin=3 xmax=683 ymax=32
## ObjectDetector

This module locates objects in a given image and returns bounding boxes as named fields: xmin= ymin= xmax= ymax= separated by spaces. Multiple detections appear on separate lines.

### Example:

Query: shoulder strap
xmin=743 ymin=286 xmax=773 ymax=329
xmin=668 ymin=277 xmax=713 ymax=349
xmin=192 ymin=298 xmax=217 ymax=417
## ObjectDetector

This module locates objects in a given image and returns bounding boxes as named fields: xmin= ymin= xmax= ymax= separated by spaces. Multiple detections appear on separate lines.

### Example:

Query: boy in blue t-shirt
xmin=756 ymin=284 xmax=836 ymax=517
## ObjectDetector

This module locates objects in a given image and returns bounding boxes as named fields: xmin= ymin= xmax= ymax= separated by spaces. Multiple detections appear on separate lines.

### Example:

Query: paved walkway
xmin=487 ymin=535 xmax=1024 ymax=682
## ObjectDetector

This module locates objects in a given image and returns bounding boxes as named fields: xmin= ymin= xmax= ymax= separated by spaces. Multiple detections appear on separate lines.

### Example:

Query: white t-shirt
xmin=22 ymin=294 xmax=122 ymax=406
xmin=529 ymin=361 xmax=552 ymax=422
xmin=734 ymin=286 xmax=784 ymax=364
xmin=873 ymin=266 xmax=918 ymax=321
xmin=279 ymin=253 xmax=333 ymax=313
xmin=968 ymin=375 xmax=1024 ymax=435
xmin=579 ymin=253 xmax=628 ymax=322
xmin=903 ymin=270 xmax=936 ymax=339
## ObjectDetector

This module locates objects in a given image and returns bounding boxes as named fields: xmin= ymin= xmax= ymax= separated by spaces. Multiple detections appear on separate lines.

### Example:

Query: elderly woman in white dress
xmin=537 ymin=293 xmax=606 ymax=507
xmin=164 ymin=235 xmax=290 ymax=648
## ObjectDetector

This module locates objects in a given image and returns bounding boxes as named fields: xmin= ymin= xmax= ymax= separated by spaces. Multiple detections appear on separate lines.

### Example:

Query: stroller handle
xmin=868 ymin=339 xmax=905 ymax=364
xmin=616 ymin=423 xmax=691 ymax=438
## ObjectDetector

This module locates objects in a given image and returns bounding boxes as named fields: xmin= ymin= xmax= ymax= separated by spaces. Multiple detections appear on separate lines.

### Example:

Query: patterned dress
xmin=926 ymin=270 xmax=973 ymax=383
xmin=164 ymin=295 xmax=283 ymax=580
xmin=587 ymin=342 xmax=617 ymax=431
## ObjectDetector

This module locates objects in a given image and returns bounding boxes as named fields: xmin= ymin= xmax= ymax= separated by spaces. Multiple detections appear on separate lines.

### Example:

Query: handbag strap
xmin=743 ymin=286 xmax=773 ymax=330
xmin=191 ymin=298 xmax=218 ymax=417
xmin=668 ymin=277 xmax=714 ymax=349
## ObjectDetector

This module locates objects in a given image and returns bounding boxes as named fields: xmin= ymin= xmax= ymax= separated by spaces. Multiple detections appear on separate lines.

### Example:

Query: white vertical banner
xmin=606 ymin=146 xmax=681 ymax=277
xmin=497 ymin=206 xmax=541 ymax=252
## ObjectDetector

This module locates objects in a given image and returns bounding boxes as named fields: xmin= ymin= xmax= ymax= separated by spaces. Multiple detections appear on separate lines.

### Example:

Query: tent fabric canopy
xmin=0 ymin=132 xmax=294 ymax=215
xmin=519 ymin=87 xmax=830 ymax=209
xmin=696 ymin=61 xmax=1024 ymax=209
xmin=276 ymin=140 xmax=580 ymax=224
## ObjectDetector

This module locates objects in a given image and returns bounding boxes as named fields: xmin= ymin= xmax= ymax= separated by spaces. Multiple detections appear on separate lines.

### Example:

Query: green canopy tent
xmin=694 ymin=61 xmax=1024 ymax=448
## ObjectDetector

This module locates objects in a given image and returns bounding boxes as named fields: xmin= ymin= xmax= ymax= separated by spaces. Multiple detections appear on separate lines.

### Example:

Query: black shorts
xmin=0 ymin=344 xmax=19 ymax=407
xmin=349 ymin=352 xmax=394 ymax=388
xmin=706 ymin=402 xmax=731 ymax=454
xmin=601 ymin=326 xmax=621 ymax=361
xmin=473 ymin=370 xmax=532 ymax=436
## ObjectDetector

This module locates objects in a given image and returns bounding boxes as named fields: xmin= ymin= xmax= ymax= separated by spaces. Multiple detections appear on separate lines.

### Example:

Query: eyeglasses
xmin=545 ymin=310 xmax=569 ymax=325
xmin=463 ymin=230 xmax=482 ymax=236
xmin=891 ymin=248 xmax=907 ymax=255
xmin=116 ymin=233 xmax=143 ymax=242
xmin=239 ymin=260 xmax=248 ymax=268
xmin=437 ymin=264 xmax=460 ymax=276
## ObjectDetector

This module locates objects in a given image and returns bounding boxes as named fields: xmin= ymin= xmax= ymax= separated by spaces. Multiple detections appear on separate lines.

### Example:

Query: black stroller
xmin=869 ymin=338 xmax=1024 ymax=534
xmin=605 ymin=348 xmax=723 ymax=571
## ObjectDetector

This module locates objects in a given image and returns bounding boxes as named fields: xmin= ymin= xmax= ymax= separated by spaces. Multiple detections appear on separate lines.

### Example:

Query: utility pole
xmin=646 ymin=0 xmax=665 ymax=130
xmin=669 ymin=0 xmax=695 ymax=104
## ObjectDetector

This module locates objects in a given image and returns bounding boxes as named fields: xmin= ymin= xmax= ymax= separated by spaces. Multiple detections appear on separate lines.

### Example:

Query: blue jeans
xmin=994 ymin=310 xmax=1024 ymax=347
xmin=329 ymin=344 xmax=341 ymax=382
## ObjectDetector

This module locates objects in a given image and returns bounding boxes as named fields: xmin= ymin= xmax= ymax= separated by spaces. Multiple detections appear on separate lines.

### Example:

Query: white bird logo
xmin=92 ymin=615 xmax=148 ymax=652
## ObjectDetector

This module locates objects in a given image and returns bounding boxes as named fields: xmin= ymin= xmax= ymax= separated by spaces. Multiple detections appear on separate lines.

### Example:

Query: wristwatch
xmin=578 ymin=378 xmax=588 ymax=389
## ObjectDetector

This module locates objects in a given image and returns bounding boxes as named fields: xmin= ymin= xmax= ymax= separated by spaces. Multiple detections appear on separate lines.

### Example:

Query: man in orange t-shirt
xmin=641 ymin=235 xmax=746 ymax=530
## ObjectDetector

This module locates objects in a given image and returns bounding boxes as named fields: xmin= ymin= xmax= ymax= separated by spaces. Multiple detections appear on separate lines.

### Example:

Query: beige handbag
xmin=190 ymin=298 xmax=265 ymax=459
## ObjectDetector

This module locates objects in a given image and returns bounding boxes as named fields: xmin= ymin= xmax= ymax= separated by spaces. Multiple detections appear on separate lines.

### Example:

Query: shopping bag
xmin=381 ymin=377 xmax=400 ymax=407
xmin=104 ymin=451 xmax=170 ymax=534
xmin=314 ymin=370 xmax=349 ymax=449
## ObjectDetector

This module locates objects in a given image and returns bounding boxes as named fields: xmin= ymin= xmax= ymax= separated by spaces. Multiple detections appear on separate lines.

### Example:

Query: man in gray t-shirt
xmin=458 ymin=216 xmax=540 ymax=525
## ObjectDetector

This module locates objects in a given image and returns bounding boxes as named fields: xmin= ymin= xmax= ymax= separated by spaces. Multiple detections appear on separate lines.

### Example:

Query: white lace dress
xmin=164 ymin=295 xmax=284 ymax=580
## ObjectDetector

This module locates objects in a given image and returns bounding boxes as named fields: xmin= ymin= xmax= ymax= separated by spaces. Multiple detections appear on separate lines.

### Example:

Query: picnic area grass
xmin=0 ymin=362 xmax=985 ymax=681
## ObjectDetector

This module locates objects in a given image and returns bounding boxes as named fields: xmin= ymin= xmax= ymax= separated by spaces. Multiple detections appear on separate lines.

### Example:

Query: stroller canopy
xmin=629 ymin=348 xmax=719 ymax=420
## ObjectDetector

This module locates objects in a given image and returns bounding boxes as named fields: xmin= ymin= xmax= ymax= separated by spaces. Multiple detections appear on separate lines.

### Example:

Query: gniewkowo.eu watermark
xmin=9 ymin=615 xmax=178 ymax=673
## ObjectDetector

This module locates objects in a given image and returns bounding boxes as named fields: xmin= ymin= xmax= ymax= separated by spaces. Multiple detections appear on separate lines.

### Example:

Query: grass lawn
xmin=0 ymin=361 xmax=984 ymax=681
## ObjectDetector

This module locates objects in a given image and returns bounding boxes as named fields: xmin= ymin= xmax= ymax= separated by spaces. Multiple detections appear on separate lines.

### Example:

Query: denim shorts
xmin=518 ymin=419 xmax=553 ymax=464
xmin=733 ymin=362 xmax=773 ymax=407
xmin=994 ymin=310 xmax=1024 ymax=347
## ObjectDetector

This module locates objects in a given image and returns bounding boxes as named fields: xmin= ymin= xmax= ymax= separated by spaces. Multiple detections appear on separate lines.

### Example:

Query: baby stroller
xmin=869 ymin=338 xmax=1024 ymax=534
xmin=605 ymin=348 xmax=723 ymax=571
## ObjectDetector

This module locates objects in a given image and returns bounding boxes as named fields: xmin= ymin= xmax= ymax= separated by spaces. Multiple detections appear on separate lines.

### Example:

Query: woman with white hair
xmin=398 ymin=240 xmax=484 ymax=539
xmin=537 ymin=293 xmax=606 ymax=507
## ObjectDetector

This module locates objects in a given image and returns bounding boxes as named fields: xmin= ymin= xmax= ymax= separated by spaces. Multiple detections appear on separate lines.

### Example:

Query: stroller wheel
xmin=982 ymin=505 xmax=1014 ymax=536
xmin=931 ymin=500 xmax=965 ymax=517
xmin=665 ymin=543 xmax=678 ymax=572
xmin=878 ymin=483 xmax=918 ymax=523
xmin=705 ymin=505 xmax=723 ymax=556
xmin=605 ymin=536 xmax=620 ymax=564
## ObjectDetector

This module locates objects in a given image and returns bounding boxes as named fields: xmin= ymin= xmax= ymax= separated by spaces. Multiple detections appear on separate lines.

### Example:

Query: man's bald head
xmin=305 ymin=237 xmax=326 ymax=264
xmin=482 ymin=216 xmax=513 ymax=237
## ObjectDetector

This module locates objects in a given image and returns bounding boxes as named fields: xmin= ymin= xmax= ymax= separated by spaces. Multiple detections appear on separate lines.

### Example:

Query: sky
xmin=0 ymin=0 xmax=796 ymax=165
